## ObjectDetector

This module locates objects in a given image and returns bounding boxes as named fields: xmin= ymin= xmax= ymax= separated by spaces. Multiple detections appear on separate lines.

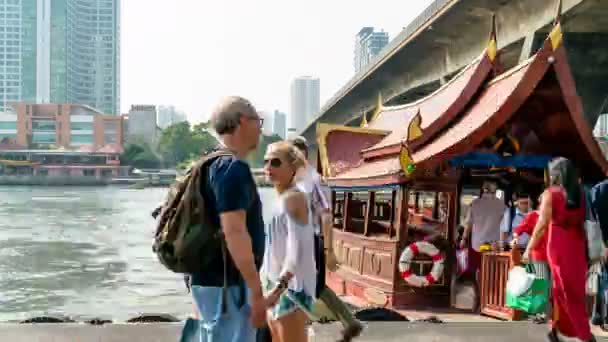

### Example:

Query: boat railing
xmin=479 ymin=250 xmax=522 ymax=320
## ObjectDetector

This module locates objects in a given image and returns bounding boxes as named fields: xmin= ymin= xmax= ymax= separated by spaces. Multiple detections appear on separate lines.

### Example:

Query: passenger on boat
xmin=261 ymin=141 xmax=317 ymax=342
xmin=523 ymin=157 xmax=595 ymax=342
xmin=500 ymin=192 xmax=532 ymax=248
xmin=290 ymin=136 xmax=363 ymax=342
xmin=460 ymin=181 xmax=506 ymax=279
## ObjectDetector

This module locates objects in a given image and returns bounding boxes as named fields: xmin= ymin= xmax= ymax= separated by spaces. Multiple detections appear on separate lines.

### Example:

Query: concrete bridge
xmin=300 ymin=0 xmax=608 ymax=158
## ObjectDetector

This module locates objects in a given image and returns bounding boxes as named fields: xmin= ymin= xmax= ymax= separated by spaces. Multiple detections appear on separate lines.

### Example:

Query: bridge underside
xmin=302 ymin=0 xmax=608 ymax=159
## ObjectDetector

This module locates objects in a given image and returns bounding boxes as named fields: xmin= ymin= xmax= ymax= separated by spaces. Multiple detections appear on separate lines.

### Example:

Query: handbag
xmin=587 ymin=262 xmax=602 ymax=296
xmin=585 ymin=195 xmax=606 ymax=262
xmin=506 ymin=264 xmax=549 ymax=314
xmin=456 ymin=248 xmax=469 ymax=276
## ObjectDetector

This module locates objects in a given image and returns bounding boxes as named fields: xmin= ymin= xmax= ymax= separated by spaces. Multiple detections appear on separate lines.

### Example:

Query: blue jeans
xmin=191 ymin=285 xmax=256 ymax=342
xmin=592 ymin=264 xmax=608 ymax=324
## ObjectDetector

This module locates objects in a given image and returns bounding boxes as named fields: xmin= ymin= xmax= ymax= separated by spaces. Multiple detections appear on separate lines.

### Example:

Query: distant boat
xmin=110 ymin=169 xmax=179 ymax=187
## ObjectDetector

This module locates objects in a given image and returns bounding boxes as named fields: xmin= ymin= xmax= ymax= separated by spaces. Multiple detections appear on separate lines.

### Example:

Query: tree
xmin=120 ymin=142 xmax=161 ymax=169
xmin=248 ymin=134 xmax=282 ymax=168
xmin=157 ymin=121 xmax=219 ymax=167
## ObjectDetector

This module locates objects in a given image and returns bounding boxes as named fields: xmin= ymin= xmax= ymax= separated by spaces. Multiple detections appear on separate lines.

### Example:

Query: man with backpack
xmin=173 ymin=96 xmax=267 ymax=342
xmin=290 ymin=136 xmax=363 ymax=342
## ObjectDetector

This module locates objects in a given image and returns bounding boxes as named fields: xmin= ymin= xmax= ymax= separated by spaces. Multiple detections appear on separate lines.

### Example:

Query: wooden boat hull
xmin=328 ymin=229 xmax=450 ymax=308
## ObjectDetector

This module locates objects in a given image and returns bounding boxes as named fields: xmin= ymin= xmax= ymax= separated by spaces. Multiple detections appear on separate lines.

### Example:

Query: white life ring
xmin=398 ymin=241 xmax=445 ymax=287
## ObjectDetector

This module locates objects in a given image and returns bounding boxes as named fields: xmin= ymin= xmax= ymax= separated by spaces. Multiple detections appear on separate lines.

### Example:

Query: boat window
xmin=336 ymin=189 xmax=398 ymax=239
xmin=340 ymin=191 xmax=368 ymax=234
xmin=407 ymin=190 xmax=449 ymax=238
xmin=366 ymin=189 xmax=397 ymax=239
xmin=332 ymin=191 xmax=345 ymax=228
xmin=350 ymin=191 xmax=368 ymax=220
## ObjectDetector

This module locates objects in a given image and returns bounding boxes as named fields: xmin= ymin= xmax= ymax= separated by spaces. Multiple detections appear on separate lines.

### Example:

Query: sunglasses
xmin=264 ymin=157 xmax=282 ymax=168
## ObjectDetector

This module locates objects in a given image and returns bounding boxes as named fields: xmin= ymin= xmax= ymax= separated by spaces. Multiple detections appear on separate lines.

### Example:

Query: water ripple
xmin=0 ymin=185 xmax=276 ymax=321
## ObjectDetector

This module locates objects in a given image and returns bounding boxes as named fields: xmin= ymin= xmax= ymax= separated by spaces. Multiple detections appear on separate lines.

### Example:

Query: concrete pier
xmin=1 ymin=322 xmax=607 ymax=342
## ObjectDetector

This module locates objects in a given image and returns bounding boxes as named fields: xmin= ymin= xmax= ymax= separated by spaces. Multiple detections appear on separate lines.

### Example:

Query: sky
xmin=121 ymin=0 xmax=434 ymax=123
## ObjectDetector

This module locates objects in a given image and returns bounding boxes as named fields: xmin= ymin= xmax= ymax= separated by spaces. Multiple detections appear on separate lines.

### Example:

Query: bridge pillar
xmin=519 ymin=32 xmax=546 ymax=62
xmin=564 ymin=32 xmax=608 ymax=127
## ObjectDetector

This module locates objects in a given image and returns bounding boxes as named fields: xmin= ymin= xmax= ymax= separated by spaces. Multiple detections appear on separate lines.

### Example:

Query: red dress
xmin=546 ymin=186 xmax=592 ymax=340
xmin=514 ymin=211 xmax=547 ymax=261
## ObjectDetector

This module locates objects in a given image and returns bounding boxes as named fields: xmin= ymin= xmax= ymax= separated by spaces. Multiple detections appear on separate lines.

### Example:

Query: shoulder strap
xmin=197 ymin=149 xmax=235 ymax=169
xmin=194 ymin=148 xmax=235 ymax=314
xmin=509 ymin=205 xmax=516 ymax=233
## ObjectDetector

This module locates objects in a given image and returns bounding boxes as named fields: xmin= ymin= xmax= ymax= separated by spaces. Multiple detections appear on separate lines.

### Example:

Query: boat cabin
xmin=316 ymin=10 xmax=607 ymax=316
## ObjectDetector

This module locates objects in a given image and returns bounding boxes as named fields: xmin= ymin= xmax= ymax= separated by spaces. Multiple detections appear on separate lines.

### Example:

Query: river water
xmin=0 ymin=186 xmax=277 ymax=322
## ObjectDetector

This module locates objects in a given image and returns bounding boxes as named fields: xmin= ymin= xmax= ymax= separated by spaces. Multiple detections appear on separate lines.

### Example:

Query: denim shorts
xmin=263 ymin=278 xmax=314 ymax=321
xmin=190 ymin=285 xmax=256 ymax=342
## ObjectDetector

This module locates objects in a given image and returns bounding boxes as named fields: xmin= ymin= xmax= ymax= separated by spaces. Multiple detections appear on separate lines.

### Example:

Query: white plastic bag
xmin=506 ymin=265 xmax=535 ymax=297
xmin=587 ymin=262 xmax=601 ymax=296
xmin=585 ymin=219 xmax=606 ymax=262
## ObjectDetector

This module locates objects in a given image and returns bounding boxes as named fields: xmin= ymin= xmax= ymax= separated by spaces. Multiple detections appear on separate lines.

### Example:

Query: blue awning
xmin=448 ymin=152 xmax=553 ymax=169
xmin=329 ymin=183 xmax=401 ymax=191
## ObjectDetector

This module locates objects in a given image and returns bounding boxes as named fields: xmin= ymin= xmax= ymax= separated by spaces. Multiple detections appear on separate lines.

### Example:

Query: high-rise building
xmin=289 ymin=76 xmax=320 ymax=135
xmin=259 ymin=110 xmax=274 ymax=136
xmin=157 ymin=105 xmax=187 ymax=129
xmin=0 ymin=0 xmax=120 ymax=114
xmin=126 ymin=105 xmax=158 ymax=147
xmin=272 ymin=110 xmax=286 ymax=139
xmin=354 ymin=27 xmax=389 ymax=73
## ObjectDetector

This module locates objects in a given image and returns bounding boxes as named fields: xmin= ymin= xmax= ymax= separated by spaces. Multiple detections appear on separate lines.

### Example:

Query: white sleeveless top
xmin=260 ymin=186 xmax=317 ymax=297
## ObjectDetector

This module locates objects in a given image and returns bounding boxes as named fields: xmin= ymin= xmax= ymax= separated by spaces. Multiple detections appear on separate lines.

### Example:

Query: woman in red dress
xmin=523 ymin=157 xmax=595 ymax=342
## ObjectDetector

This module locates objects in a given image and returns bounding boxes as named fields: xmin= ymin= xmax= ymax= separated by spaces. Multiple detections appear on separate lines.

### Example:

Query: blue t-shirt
xmin=190 ymin=155 xmax=265 ymax=287
xmin=591 ymin=180 xmax=608 ymax=243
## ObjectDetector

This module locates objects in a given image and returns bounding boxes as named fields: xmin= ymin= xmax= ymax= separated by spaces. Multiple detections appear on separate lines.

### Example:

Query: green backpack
xmin=152 ymin=150 xmax=233 ymax=274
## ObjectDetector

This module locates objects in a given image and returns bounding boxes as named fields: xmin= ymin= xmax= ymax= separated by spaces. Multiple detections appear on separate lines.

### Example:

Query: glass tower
xmin=0 ymin=0 xmax=120 ymax=114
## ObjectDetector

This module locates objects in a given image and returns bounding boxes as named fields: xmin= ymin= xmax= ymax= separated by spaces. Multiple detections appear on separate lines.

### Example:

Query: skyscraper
xmin=289 ymin=76 xmax=320 ymax=136
xmin=126 ymin=105 xmax=158 ymax=147
xmin=259 ymin=110 xmax=274 ymax=136
xmin=272 ymin=110 xmax=286 ymax=139
xmin=354 ymin=27 xmax=389 ymax=73
xmin=157 ymin=105 xmax=187 ymax=129
xmin=0 ymin=0 xmax=120 ymax=114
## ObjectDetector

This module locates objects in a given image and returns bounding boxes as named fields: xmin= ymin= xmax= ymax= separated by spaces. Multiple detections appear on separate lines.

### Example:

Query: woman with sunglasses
xmin=260 ymin=141 xmax=317 ymax=342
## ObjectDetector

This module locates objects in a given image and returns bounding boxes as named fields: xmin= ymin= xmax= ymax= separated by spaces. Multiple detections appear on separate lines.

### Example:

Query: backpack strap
xmin=508 ymin=205 xmax=516 ymax=235
xmin=195 ymin=149 xmax=239 ymax=313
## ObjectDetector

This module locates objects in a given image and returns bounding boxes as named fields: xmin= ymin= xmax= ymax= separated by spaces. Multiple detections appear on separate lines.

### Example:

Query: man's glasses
xmin=248 ymin=116 xmax=264 ymax=126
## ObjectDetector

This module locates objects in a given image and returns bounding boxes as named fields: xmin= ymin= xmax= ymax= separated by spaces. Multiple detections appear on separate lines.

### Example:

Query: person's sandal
xmin=532 ymin=315 xmax=547 ymax=324
xmin=546 ymin=329 xmax=560 ymax=342
xmin=338 ymin=321 xmax=363 ymax=342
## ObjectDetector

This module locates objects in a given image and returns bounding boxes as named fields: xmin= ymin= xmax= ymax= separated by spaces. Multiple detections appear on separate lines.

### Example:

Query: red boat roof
xmin=322 ymin=20 xmax=608 ymax=186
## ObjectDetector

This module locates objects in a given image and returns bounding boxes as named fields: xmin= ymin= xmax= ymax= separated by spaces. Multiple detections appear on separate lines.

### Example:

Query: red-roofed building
xmin=0 ymin=103 xmax=128 ymax=184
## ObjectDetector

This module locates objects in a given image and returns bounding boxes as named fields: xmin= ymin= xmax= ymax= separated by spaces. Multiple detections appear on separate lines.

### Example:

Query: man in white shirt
xmin=290 ymin=136 xmax=363 ymax=342
xmin=460 ymin=181 xmax=506 ymax=278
